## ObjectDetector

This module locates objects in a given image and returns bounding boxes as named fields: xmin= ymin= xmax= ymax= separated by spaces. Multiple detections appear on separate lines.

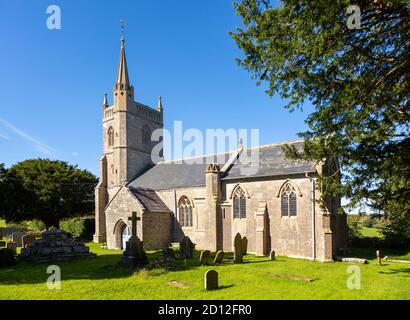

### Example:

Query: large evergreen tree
xmin=231 ymin=0 xmax=409 ymax=243
xmin=0 ymin=159 xmax=97 ymax=229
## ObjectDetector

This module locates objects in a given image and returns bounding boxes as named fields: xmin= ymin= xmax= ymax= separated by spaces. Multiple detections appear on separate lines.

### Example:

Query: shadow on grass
xmin=378 ymin=267 xmax=410 ymax=277
xmin=0 ymin=249 xmax=271 ymax=285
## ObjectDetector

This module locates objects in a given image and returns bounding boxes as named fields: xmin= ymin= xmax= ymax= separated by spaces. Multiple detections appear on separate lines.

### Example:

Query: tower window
xmin=142 ymin=125 xmax=151 ymax=145
xmin=108 ymin=127 xmax=114 ymax=146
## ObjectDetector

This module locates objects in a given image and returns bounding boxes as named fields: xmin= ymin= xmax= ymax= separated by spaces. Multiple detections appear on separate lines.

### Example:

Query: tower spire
xmin=115 ymin=21 xmax=130 ymax=89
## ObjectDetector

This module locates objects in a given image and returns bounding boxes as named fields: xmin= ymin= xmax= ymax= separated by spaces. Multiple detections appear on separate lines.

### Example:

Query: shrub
xmin=347 ymin=216 xmax=362 ymax=240
xmin=60 ymin=217 xmax=95 ymax=240
xmin=0 ymin=248 xmax=17 ymax=268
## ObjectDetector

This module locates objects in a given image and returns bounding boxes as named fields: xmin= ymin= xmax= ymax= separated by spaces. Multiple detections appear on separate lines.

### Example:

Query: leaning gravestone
xmin=11 ymin=231 xmax=25 ymax=247
xmin=22 ymin=234 xmax=36 ymax=248
xmin=234 ymin=232 xmax=243 ymax=263
xmin=270 ymin=250 xmax=276 ymax=261
xmin=214 ymin=250 xmax=224 ymax=265
xmin=204 ymin=270 xmax=218 ymax=290
xmin=6 ymin=242 xmax=17 ymax=254
xmin=199 ymin=250 xmax=210 ymax=266
xmin=242 ymin=236 xmax=248 ymax=255
xmin=179 ymin=236 xmax=195 ymax=259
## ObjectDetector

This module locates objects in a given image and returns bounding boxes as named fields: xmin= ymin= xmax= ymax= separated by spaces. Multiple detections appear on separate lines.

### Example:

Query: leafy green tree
xmin=0 ymin=159 xmax=97 ymax=229
xmin=231 ymin=0 xmax=410 ymax=244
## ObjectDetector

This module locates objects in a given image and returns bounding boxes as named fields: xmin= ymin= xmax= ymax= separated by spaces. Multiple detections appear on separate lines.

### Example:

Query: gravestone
xmin=204 ymin=270 xmax=218 ymax=290
xmin=214 ymin=250 xmax=224 ymax=265
xmin=199 ymin=250 xmax=210 ymax=266
xmin=119 ymin=212 xmax=147 ymax=268
xmin=270 ymin=250 xmax=276 ymax=261
xmin=22 ymin=234 xmax=36 ymax=248
xmin=6 ymin=242 xmax=17 ymax=254
xmin=0 ymin=227 xmax=3 ymax=240
xmin=376 ymin=250 xmax=382 ymax=266
xmin=234 ymin=232 xmax=243 ymax=263
xmin=242 ymin=236 xmax=248 ymax=255
xmin=179 ymin=236 xmax=195 ymax=259
xmin=11 ymin=231 xmax=25 ymax=247
xmin=0 ymin=241 xmax=6 ymax=247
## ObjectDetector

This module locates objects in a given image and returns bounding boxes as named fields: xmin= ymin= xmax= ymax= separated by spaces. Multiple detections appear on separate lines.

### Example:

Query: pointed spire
xmin=115 ymin=35 xmax=130 ymax=88
xmin=157 ymin=96 xmax=163 ymax=112
xmin=103 ymin=93 xmax=108 ymax=108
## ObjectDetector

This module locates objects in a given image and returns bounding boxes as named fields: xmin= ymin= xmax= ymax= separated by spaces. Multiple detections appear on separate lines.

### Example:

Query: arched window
xmin=142 ymin=125 xmax=151 ymax=145
xmin=107 ymin=127 xmax=114 ymax=146
xmin=233 ymin=186 xmax=246 ymax=219
xmin=281 ymin=182 xmax=297 ymax=217
xmin=179 ymin=196 xmax=193 ymax=227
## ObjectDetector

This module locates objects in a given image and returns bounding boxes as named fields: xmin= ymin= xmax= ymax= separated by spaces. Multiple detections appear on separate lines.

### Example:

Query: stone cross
xmin=128 ymin=211 xmax=140 ymax=239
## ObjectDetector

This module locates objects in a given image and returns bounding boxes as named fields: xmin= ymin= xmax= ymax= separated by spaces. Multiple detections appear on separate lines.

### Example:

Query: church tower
xmin=93 ymin=35 xmax=164 ymax=243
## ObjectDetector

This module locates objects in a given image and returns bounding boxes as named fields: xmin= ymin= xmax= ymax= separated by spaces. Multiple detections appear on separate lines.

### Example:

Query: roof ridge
xmin=157 ymin=139 xmax=305 ymax=164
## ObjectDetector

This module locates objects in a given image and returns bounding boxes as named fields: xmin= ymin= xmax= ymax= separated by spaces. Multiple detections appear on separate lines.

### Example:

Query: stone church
xmin=93 ymin=36 xmax=348 ymax=262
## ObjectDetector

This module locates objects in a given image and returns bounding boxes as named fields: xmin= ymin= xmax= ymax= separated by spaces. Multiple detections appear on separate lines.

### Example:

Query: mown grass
xmin=0 ymin=243 xmax=409 ymax=300
xmin=360 ymin=226 xmax=383 ymax=238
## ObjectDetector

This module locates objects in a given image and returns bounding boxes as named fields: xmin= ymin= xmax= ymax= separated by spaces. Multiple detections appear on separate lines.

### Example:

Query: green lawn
xmin=1 ymin=243 xmax=409 ymax=300
xmin=360 ymin=226 xmax=383 ymax=238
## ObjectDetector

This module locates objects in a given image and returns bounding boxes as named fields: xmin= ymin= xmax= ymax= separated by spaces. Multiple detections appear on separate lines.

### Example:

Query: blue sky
xmin=0 ymin=0 xmax=313 ymax=175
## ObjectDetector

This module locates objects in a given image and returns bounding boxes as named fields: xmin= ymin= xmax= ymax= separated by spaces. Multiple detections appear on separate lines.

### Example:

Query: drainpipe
xmin=172 ymin=188 xmax=177 ymax=244
xmin=306 ymin=172 xmax=316 ymax=260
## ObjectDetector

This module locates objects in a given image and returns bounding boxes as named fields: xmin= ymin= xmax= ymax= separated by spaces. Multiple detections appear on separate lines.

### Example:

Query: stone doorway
xmin=121 ymin=224 xmax=131 ymax=250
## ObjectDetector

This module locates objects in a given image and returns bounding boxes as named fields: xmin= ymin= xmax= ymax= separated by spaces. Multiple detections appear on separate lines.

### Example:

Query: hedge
xmin=60 ymin=217 xmax=95 ymax=240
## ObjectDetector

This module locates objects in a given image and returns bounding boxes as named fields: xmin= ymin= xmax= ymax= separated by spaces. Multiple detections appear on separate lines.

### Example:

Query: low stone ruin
xmin=19 ymin=227 xmax=96 ymax=263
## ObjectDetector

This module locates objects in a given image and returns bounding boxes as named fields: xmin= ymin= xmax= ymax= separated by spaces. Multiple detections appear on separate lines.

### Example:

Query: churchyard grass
xmin=0 ymin=242 xmax=409 ymax=300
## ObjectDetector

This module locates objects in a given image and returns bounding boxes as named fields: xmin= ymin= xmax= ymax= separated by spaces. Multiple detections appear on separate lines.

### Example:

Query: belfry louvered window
xmin=179 ymin=196 xmax=193 ymax=227
xmin=107 ymin=127 xmax=114 ymax=146
xmin=233 ymin=186 xmax=247 ymax=219
xmin=281 ymin=182 xmax=297 ymax=217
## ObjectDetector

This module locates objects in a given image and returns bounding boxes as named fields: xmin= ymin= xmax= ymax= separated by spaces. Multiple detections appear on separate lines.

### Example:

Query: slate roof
xmin=128 ymin=187 xmax=171 ymax=213
xmin=128 ymin=153 xmax=231 ymax=190
xmin=221 ymin=141 xmax=316 ymax=180
xmin=128 ymin=140 xmax=316 ymax=190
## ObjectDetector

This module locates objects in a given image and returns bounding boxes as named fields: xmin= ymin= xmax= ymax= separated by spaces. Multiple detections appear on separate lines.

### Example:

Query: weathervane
xmin=120 ymin=18 xmax=125 ymax=39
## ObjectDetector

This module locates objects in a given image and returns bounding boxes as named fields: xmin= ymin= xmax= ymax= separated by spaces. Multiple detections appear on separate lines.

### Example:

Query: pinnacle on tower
xmin=103 ymin=93 xmax=109 ymax=108
xmin=157 ymin=96 xmax=163 ymax=112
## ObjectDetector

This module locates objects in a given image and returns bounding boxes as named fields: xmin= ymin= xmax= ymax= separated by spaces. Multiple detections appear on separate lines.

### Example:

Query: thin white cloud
xmin=72 ymin=152 xmax=78 ymax=156
xmin=0 ymin=133 xmax=10 ymax=140
xmin=0 ymin=118 xmax=57 ymax=157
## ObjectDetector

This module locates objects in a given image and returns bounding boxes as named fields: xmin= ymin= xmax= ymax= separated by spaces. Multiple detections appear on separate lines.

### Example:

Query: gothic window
xmin=233 ymin=186 xmax=246 ymax=219
xmin=107 ymin=127 xmax=114 ymax=146
xmin=281 ymin=182 xmax=297 ymax=217
xmin=178 ymin=196 xmax=193 ymax=227
xmin=142 ymin=125 xmax=151 ymax=145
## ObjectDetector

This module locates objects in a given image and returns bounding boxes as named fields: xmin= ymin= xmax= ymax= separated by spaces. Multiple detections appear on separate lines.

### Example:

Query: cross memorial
xmin=128 ymin=211 xmax=140 ymax=240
